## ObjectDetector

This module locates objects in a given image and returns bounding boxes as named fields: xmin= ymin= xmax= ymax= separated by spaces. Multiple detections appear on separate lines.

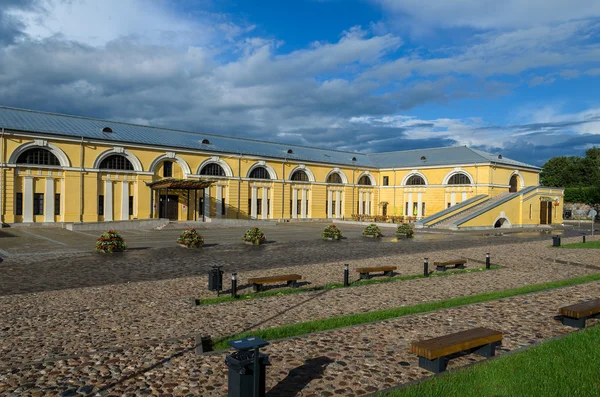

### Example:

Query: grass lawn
xmin=558 ymin=240 xmax=600 ymax=249
xmin=381 ymin=325 xmax=600 ymax=397
xmin=211 ymin=273 xmax=600 ymax=350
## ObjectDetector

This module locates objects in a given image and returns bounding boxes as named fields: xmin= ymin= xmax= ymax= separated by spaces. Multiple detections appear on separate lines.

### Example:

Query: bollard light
xmin=486 ymin=253 xmax=490 ymax=269
xmin=231 ymin=273 xmax=238 ymax=299
xmin=583 ymin=235 xmax=586 ymax=244
xmin=424 ymin=258 xmax=429 ymax=277
xmin=343 ymin=264 xmax=349 ymax=287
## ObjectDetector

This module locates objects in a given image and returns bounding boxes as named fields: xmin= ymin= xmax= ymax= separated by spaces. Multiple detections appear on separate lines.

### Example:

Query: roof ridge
xmin=0 ymin=105 xmax=366 ymax=157
xmin=367 ymin=145 xmax=467 ymax=156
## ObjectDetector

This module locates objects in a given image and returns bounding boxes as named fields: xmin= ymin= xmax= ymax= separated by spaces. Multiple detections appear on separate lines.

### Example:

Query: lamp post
xmin=424 ymin=258 xmax=429 ymax=277
xmin=485 ymin=253 xmax=490 ymax=269
xmin=343 ymin=264 xmax=349 ymax=287
xmin=231 ymin=273 xmax=238 ymax=299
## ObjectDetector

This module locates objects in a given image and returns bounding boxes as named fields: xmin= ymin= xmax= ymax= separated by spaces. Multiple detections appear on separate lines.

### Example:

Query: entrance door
xmin=540 ymin=201 xmax=548 ymax=224
xmin=547 ymin=203 xmax=552 ymax=225
xmin=509 ymin=175 xmax=519 ymax=193
xmin=159 ymin=195 xmax=179 ymax=220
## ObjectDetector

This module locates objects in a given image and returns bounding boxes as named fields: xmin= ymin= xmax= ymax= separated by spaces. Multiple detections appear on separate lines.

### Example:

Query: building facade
xmin=0 ymin=107 xmax=563 ymax=229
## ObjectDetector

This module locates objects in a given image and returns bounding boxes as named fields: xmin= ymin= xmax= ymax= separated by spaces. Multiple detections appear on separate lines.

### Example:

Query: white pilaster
xmin=335 ymin=190 xmax=341 ymax=218
xmin=216 ymin=185 xmax=223 ymax=219
xmin=44 ymin=178 xmax=54 ymax=222
xmin=359 ymin=191 xmax=364 ymax=215
xmin=262 ymin=187 xmax=268 ymax=219
xmin=133 ymin=182 xmax=137 ymax=218
xmin=451 ymin=191 xmax=456 ymax=206
xmin=365 ymin=191 xmax=371 ymax=215
xmin=462 ymin=191 xmax=467 ymax=202
xmin=251 ymin=186 xmax=258 ymax=219
xmin=23 ymin=176 xmax=33 ymax=222
xmin=204 ymin=187 xmax=210 ymax=218
xmin=301 ymin=189 xmax=307 ymax=219
xmin=408 ymin=192 xmax=413 ymax=217
xmin=327 ymin=190 xmax=333 ymax=218
xmin=417 ymin=192 xmax=423 ymax=219
xmin=104 ymin=180 xmax=113 ymax=221
xmin=121 ymin=182 xmax=129 ymax=220
xmin=292 ymin=188 xmax=298 ymax=219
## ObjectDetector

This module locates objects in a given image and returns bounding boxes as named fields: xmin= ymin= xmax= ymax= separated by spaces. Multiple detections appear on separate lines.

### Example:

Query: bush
xmin=362 ymin=223 xmax=382 ymax=237
xmin=95 ymin=230 xmax=127 ymax=253
xmin=396 ymin=223 xmax=414 ymax=237
xmin=177 ymin=228 xmax=204 ymax=248
xmin=243 ymin=227 xmax=266 ymax=245
xmin=322 ymin=224 xmax=343 ymax=240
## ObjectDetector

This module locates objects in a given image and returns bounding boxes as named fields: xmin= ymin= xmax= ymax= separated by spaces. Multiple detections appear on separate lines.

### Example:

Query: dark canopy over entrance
xmin=145 ymin=179 xmax=214 ymax=221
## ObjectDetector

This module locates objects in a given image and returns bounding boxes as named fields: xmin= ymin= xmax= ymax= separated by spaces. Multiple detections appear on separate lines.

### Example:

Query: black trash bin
xmin=552 ymin=236 xmax=561 ymax=247
xmin=225 ymin=350 xmax=270 ymax=397
xmin=208 ymin=266 xmax=223 ymax=292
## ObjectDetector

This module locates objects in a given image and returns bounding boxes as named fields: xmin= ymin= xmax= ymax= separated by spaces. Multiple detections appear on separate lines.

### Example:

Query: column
xmin=300 ymin=189 xmax=307 ymax=219
xmin=327 ymin=189 xmax=333 ymax=218
xmin=216 ymin=185 xmax=223 ymax=219
xmin=133 ymin=181 xmax=137 ymax=218
xmin=365 ymin=191 xmax=371 ymax=215
xmin=417 ymin=192 xmax=423 ymax=219
xmin=407 ymin=192 xmax=413 ymax=218
xmin=262 ymin=187 xmax=268 ymax=219
xmin=358 ymin=191 xmax=364 ymax=215
xmin=44 ymin=178 xmax=54 ymax=222
xmin=204 ymin=186 xmax=210 ymax=218
xmin=462 ymin=191 xmax=467 ymax=202
xmin=104 ymin=180 xmax=113 ymax=221
xmin=23 ymin=176 xmax=33 ymax=223
xmin=121 ymin=182 xmax=129 ymax=220
xmin=335 ymin=190 xmax=341 ymax=218
xmin=451 ymin=191 xmax=456 ymax=206
xmin=251 ymin=186 xmax=257 ymax=219
xmin=292 ymin=188 xmax=298 ymax=219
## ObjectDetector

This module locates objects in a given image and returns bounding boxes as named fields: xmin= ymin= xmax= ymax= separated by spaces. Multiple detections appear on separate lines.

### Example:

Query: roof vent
xmin=420 ymin=156 xmax=426 ymax=161
xmin=201 ymin=139 xmax=211 ymax=145
xmin=498 ymin=154 xmax=503 ymax=159
xmin=352 ymin=157 xmax=357 ymax=162
xmin=102 ymin=127 xmax=113 ymax=133
xmin=287 ymin=149 xmax=294 ymax=154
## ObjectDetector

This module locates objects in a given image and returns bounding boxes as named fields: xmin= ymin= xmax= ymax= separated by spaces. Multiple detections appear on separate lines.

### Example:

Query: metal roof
xmin=0 ymin=106 xmax=539 ymax=170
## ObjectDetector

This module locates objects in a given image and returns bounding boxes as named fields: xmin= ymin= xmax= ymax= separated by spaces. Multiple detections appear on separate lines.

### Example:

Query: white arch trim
xmin=401 ymin=171 xmax=429 ymax=186
xmin=356 ymin=171 xmax=376 ymax=186
xmin=197 ymin=156 xmax=234 ymax=177
xmin=247 ymin=161 xmax=277 ymax=179
xmin=442 ymin=169 xmax=474 ymax=185
xmin=9 ymin=141 xmax=71 ymax=167
xmin=325 ymin=168 xmax=348 ymax=184
xmin=509 ymin=170 xmax=525 ymax=188
xmin=288 ymin=164 xmax=315 ymax=182
xmin=493 ymin=215 xmax=512 ymax=228
xmin=149 ymin=153 xmax=192 ymax=177
xmin=93 ymin=148 xmax=143 ymax=172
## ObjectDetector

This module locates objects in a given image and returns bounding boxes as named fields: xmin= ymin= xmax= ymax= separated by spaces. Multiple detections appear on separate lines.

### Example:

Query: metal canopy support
xmin=164 ymin=188 xmax=168 ymax=219
xmin=187 ymin=191 xmax=190 ymax=221
xmin=202 ymin=188 xmax=206 ymax=222
xmin=194 ymin=189 xmax=197 ymax=221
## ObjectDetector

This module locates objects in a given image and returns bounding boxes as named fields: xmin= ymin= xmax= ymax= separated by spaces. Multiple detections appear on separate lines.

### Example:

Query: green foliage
xmin=540 ymin=146 xmax=600 ymax=190
xmin=242 ymin=227 xmax=266 ymax=245
xmin=564 ymin=186 xmax=600 ymax=205
xmin=362 ymin=223 xmax=383 ymax=237
xmin=396 ymin=223 xmax=414 ymax=237
xmin=95 ymin=230 xmax=127 ymax=253
xmin=177 ymin=228 xmax=204 ymax=248
xmin=322 ymin=224 xmax=343 ymax=240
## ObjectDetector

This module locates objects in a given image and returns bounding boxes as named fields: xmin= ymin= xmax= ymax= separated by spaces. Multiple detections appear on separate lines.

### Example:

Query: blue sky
xmin=1 ymin=0 xmax=599 ymax=165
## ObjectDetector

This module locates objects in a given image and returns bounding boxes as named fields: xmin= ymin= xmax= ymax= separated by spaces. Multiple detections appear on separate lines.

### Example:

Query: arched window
xmin=99 ymin=155 xmax=134 ymax=171
xmin=327 ymin=173 xmax=343 ymax=184
xmin=290 ymin=170 xmax=309 ymax=182
xmin=249 ymin=166 xmax=271 ymax=179
xmin=16 ymin=148 xmax=61 ymax=166
xmin=509 ymin=175 xmax=519 ymax=193
xmin=200 ymin=163 xmax=226 ymax=176
xmin=406 ymin=175 xmax=426 ymax=185
xmin=358 ymin=175 xmax=372 ymax=185
xmin=448 ymin=173 xmax=472 ymax=185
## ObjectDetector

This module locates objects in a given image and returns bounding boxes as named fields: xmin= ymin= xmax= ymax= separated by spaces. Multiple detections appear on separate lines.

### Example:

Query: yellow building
xmin=0 ymin=106 xmax=563 ymax=229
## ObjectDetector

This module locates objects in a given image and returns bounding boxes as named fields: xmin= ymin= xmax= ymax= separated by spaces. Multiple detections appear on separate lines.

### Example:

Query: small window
xmin=383 ymin=176 xmax=389 ymax=186
xmin=498 ymin=154 xmax=503 ymax=159
xmin=202 ymin=139 xmax=211 ymax=145
xmin=102 ymin=127 xmax=113 ymax=133
xmin=287 ymin=149 xmax=294 ymax=154
xmin=33 ymin=193 xmax=44 ymax=215
xmin=163 ymin=161 xmax=173 ymax=178
xmin=352 ymin=157 xmax=357 ymax=162
xmin=129 ymin=196 xmax=134 ymax=216
xmin=16 ymin=193 xmax=23 ymax=216
xmin=420 ymin=156 xmax=426 ymax=161
xmin=55 ymin=194 xmax=60 ymax=215
xmin=98 ymin=195 xmax=104 ymax=216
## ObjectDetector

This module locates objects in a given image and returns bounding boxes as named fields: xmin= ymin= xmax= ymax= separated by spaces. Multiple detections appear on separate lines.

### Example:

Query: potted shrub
xmin=362 ymin=224 xmax=382 ymax=238
xmin=243 ymin=227 xmax=266 ymax=246
xmin=396 ymin=223 xmax=414 ymax=239
xmin=322 ymin=224 xmax=343 ymax=240
xmin=177 ymin=228 xmax=204 ymax=248
xmin=95 ymin=230 xmax=127 ymax=253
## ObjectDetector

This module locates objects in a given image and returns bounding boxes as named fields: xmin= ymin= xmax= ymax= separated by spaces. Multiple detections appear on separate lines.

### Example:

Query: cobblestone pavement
xmin=1 ymin=281 xmax=598 ymax=396
xmin=0 ymin=223 xmax=580 ymax=295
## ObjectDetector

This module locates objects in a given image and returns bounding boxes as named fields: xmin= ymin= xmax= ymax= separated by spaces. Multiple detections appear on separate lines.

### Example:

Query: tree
xmin=540 ymin=147 xmax=600 ymax=188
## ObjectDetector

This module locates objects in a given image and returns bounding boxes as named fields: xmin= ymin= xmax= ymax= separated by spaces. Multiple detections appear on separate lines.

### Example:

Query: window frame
xmin=55 ymin=193 xmax=60 ymax=216
xmin=98 ymin=195 xmax=105 ymax=216
xmin=163 ymin=161 xmax=173 ymax=178
xmin=33 ymin=193 xmax=44 ymax=216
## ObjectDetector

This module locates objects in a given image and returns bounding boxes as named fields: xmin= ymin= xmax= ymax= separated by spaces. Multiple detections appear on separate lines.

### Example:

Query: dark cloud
xmin=0 ymin=0 xmax=39 ymax=45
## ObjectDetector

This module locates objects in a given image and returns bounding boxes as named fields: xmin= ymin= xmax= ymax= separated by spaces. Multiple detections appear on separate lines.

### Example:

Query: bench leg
xmin=287 ymin=280 xmax=298 ymax=288
xmin=456 ymin=264 xmax=465 ymax=269
xmin=474 ymin=342 xmax=500 ymax=358
xmin=562 ymin=316 xmax=586 ymax=329
xmin=253 ymin=284 xmax=261 ymax=293
xmin=418 ymin=356 xmax=448 ymax=373
xmin=384 ymin=270 xmax=394 ymax=277
xmin=359 ymin=273 xmax=370 ymax=280
xmin=436 ymin=266 xmax=447 ymax=272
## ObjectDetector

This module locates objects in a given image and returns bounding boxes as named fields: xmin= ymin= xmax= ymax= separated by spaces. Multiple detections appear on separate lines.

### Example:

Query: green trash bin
xmin=225 ymin=336 xmax=270 ymax=397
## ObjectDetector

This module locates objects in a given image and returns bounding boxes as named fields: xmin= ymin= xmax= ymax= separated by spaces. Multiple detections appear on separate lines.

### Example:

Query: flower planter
xmin=396 ymin=233 xmax=411 ymax=239
xmin=179 ymin=244 xmax=201 ymax=249
xmin=323 ymin=237 xmax=340 ymax=241
xmin=363 ymin=234 xmax=380 ymax=238
xmin=244 ymin=241 xmax=263 ymax=246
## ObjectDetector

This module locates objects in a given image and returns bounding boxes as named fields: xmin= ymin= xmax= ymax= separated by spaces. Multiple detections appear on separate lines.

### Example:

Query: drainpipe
xmin=237 ymin=154 xmax=242 ymax=219
xmin=475 ymin=163 xmax=478 ymax=196
xmin=352 ymin=168 xmax=355 ymax=215
xmin=0 ymin=128 xmax=4 ymax=223
xmin=281 ymin=159 xmax=287 ymax=220
xmin=79 ymin=137 xmax=84 ymax=223
xmin=393 ymin=168 xmax=396 ymax=216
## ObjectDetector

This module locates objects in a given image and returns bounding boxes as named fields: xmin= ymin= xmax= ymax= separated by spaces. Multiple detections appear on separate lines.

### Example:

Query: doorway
xmin=159 ymin=195 xmax=179 ymax=220
xmin=509 ymin=175 xmax=519 ymax=193
xmin=540 ymin=201 xmax=552 ymax=225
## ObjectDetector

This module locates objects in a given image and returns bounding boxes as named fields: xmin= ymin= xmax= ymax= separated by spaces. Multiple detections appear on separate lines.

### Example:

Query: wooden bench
xmin=410 ymin=327 xmax=503 ymax=373
xmin=355 ymin=266 xmax=397 ymax=280
xmin=434 ymin=259 xmax=466 ymax=272
xmin=559 ymin=299 xmax=600 ymax=328
xmin=247 ymin=274 xmax=302 ymax=292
